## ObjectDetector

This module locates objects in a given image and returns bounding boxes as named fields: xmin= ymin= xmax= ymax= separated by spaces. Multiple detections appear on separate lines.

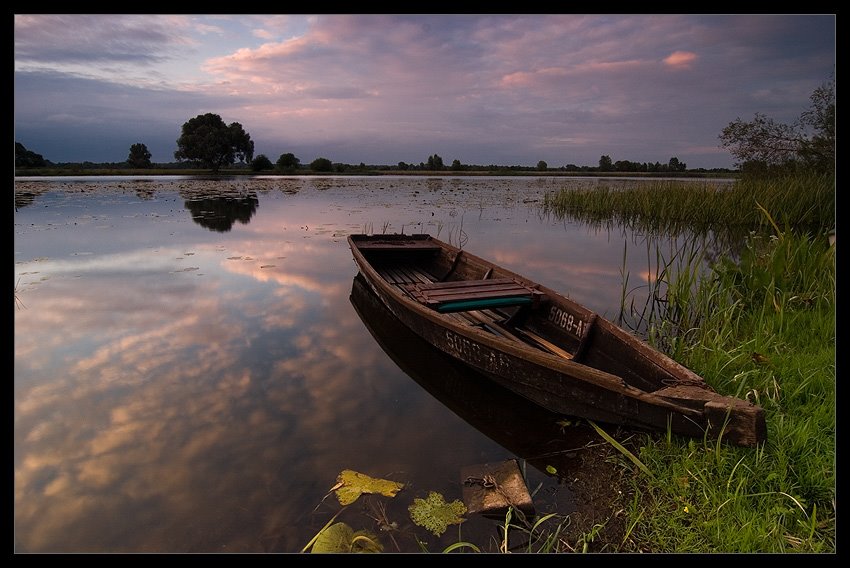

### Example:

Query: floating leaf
xmin=334 ymin=470 xmax=405 ymax=506
xmin=310 ymin=522 xmax=383 ymax=553
xmin=545 ymin=465 xmax=557 ymax=475
xmin=408 ymin=491 xmax=467 ymax=536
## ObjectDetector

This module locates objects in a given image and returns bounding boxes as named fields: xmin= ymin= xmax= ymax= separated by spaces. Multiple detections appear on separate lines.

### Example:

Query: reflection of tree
xmin=135 ymin=188 xmax=156 ymax=200
xmin=14 ymin=183 xmax=53 ymax=210
xmin=183 ymin=194 xmax=259 ymax=232
xmin=15 ymin=192 xmax=37 ymax=210
xmin=426 ymin=178 xmax=443 ymax=192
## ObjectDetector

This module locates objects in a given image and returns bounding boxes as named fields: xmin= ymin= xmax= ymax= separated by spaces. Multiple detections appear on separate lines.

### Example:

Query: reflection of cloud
xmin=15 ymin=178 xmax=720 ymax=551
xmin=14 ymin=225 xmax=422 ymax=551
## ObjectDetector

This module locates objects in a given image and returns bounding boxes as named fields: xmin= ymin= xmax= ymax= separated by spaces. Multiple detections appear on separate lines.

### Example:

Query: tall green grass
xmin=542 ymin=174 xmax=835 ymax=236
xmin=616 ymin=227 xmax=835 ymax=552
xmin=544 ymin=174 xmax=835 ymax=552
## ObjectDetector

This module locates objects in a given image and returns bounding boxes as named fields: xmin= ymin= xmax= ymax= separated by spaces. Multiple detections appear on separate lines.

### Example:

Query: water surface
xmin=14 ymin=175 xmax=723 ymax=552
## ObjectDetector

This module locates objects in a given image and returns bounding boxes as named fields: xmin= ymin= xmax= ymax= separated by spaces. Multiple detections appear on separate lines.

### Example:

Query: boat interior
xmin=354 ymin=237 xmax=594 ymax=363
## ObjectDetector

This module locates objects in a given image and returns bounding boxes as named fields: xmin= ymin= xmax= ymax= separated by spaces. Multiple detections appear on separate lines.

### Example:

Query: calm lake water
xmin=13 ymin=175 xmax=731 ymax=553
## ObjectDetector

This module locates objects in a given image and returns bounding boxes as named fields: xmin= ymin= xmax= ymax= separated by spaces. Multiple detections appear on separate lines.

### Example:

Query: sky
xmin=13 ymin=14 xmax=836 ymax=170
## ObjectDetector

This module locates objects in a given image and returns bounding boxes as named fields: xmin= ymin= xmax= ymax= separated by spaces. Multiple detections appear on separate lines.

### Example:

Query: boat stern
xmin=704 ymin=400 xmax=767 ymax=447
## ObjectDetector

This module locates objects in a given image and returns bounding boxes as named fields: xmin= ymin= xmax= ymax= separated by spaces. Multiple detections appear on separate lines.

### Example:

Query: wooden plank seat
xmin=404 ymin=278 xmax=544 ymax=313
xmin=354 ymin=239 xmax=442 ymax=252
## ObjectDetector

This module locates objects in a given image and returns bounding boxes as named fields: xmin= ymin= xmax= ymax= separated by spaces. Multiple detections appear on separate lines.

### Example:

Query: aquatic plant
xmin=408 ymin=491 xmax=467 ymax=536
xmin=333 ymin=469 xmax=405 ymax=506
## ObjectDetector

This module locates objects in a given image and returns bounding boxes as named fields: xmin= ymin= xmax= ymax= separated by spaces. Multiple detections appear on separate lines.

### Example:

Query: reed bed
xmin=541 ymin=174 xmax=835 ymax=236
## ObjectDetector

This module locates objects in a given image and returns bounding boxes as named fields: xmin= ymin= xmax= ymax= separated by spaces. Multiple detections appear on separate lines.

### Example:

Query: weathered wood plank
xmin=407 ymin=279 xmax=538 ymax=305
xmin=466 ymin=311 xmax=525 ymax=343
xmin=355 ymin=240 xmax=441 ymax=251
xmin=406 ymin=267 xmax=436 ymax=284
xmin=419 ymin=288 xmax=534 ymax=303
xmin=512 ymin=328 xmax=574 ymax=360
xmin=414 ymin=277 xmax=519 ymax=291
xmin=419 ymin=286 xmax=533 ymax=301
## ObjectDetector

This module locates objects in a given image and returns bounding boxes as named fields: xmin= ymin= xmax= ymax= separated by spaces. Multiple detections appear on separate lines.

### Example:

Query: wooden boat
xmin=348 ymin=233 xmax=767 ymax=447
xmin=350 ymin=272 xmax=598 ymax=476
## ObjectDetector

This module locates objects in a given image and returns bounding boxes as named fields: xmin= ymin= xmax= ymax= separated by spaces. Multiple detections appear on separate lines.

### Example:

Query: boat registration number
xmin=547 ymin=305 xmax=587 ymax=338
xmin=444 ymin=330 xmax=511 ymax=373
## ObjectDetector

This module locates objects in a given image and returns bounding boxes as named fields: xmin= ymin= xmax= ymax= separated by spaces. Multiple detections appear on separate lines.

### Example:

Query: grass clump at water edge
xmin=615 ymin=227 xmax=835 ymax=552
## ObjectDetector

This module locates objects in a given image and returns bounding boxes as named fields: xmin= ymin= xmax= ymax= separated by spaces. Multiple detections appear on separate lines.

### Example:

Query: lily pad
xmin=334 ymin=470 xmax=405 ymax=506
xmin=408 ymin=491 xmax=467 ymax=536
xmin=311 ymin=522 xmax=383 ymax=553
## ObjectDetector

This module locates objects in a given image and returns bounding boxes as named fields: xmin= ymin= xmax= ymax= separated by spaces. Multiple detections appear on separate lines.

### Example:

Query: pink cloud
xmin=663 ymin=50 xmax=698 ymax=68
xmin=252 ymin=28 xmax=276 ymax=40
xmin=500 ymin=67 xmax=568 ymax=87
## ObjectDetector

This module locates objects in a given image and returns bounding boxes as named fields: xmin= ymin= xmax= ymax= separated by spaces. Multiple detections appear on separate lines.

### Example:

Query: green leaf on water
xmin=546 ymin=465 xmax=558 ymax=475
xmin=408 ymin=491 xmax=467 ymax=536
xmin=334 ymin=469 xmax=405 ymax=506
xmin=310 ymin=522 xmax=383 ymax=553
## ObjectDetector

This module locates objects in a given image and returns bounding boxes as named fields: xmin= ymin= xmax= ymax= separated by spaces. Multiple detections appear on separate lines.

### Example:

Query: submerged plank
xmin=461 ymin=460 xmax=535 ymax=517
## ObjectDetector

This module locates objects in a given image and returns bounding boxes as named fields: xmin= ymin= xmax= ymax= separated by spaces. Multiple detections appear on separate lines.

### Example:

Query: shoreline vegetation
xmin=534 ymin=174 xmax=835 ymax=553
xmin=542 ymin=173 xmax=834 ymax=234
xmin=14 ymin=167 xmax=736 ymax=179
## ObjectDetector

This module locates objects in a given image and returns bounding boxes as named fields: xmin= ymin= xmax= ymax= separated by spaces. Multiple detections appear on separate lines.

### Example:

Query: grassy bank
xmin=541 ymin=174 xmax=835 ymax=552
xmin=541 ymin=173 xmax=834 ymax=234
xmin=619 ymin=229 xmax=835 ymax=552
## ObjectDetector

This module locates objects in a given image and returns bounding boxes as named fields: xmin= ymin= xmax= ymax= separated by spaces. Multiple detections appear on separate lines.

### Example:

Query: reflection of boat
xmin=350 ymin=273 xmax=596 ymax=472
xmin=348 ymin=234 xmax=766 ymax=447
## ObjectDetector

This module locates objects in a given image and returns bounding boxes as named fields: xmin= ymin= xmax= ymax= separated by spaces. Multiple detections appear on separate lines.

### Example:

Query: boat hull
xmin=348 ymin=234 xmax=767 ymax=447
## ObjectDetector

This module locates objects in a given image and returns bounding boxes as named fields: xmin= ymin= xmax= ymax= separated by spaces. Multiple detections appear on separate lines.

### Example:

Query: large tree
xmin=310 ymin=157 xmax=333 ymax=172
xmin=426 ymin=154 xmax=444 ymax=170
xmin=251 ymin=154 xmax=273 ymax=171
xmin=276 ymin=153 xmax=301 ymax=172
xmin=15 ymin=142 xmax=47 ymax=168
xmin=668 ymin=156 xmax=686 ymax=172
xmin=127 ymin=143 xmax=152 ymax=168
xmin=719 ymin=75 xmax=834 ymax=173
xmin=228 ymin=122 xmax=254 ymax=164
xmin=798 ymin=77 xmax=836 ymax=173
xmin=174 ymin=113 xmax=254 ymax=173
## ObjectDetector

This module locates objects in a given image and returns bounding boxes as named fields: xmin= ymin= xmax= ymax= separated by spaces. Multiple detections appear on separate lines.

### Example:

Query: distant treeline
xmin=14 ymin=143 xmax=735 ymax=175
xmin=15 ymin=74 xmax=833 ymax=179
